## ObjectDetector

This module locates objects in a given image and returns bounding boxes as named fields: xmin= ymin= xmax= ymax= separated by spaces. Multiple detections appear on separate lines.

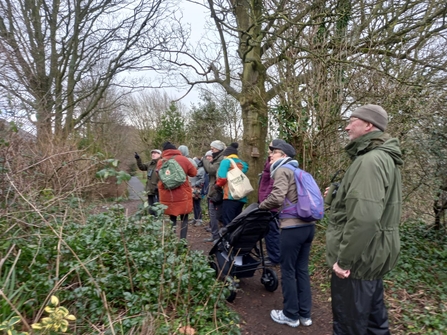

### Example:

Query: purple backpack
xmin=280 ymin=164 xmax=324 ymax=222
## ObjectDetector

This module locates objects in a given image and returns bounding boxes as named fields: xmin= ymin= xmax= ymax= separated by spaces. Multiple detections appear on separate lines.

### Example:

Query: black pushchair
xmin=209 ymin=203 xmax=279 ymax=302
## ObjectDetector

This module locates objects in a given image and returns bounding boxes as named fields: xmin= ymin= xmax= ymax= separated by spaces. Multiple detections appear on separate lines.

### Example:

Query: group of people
xmin=134 ymin=104 xmax=403 ymax=335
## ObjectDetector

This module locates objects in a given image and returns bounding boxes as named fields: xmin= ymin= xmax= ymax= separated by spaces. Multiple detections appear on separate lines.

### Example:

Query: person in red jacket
xmin=157 ymin=141 xmax=197 ymax=239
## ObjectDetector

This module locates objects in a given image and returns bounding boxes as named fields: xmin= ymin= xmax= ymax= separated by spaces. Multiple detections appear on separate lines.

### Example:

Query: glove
xmin=134 ymin=152 xmax=140 ymax=159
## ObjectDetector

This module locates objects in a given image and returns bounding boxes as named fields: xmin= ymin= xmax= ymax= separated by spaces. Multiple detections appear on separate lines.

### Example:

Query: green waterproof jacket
xmin=326 ymin=131 xmax=403 ymax=280
xmin=136 ymin=158 xmax=159 ymax=195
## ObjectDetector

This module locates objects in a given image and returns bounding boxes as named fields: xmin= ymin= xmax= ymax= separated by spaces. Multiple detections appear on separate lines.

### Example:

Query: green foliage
xmin=0 ymin=316 xmax=28 ymax=335
xmin=310 ymin=218 xmax=447 ymax=334
xmin=186 ymin=92 xmax=227 ymax=155
xmin=153 ymin=102 xmax=186 ymax=147
xmin=384 ymin=222 xmax=447 ymax=334
xmin=0 ymin=266 xmax=28 ymax=321
xmin=1 ymin=204 xmax=240 ymax=334
xmin=31 ymin=296 xmax=76 ymax=333
xmin=96 ymin=159 xmax=131 ymax=185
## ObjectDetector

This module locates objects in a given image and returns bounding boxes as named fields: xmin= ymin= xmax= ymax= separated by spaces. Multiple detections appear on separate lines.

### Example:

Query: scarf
xmin=270 ymin=157 xmax=297 ymax=178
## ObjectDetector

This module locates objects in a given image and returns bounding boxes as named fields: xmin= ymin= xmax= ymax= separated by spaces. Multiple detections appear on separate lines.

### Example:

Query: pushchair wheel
xmin=225 ymin=276 xmax=238 ymax=303
xmin=261 ymin=268 xmax=279 ymax=292
xmin=226 ymin=289 xmax=237 ymax=303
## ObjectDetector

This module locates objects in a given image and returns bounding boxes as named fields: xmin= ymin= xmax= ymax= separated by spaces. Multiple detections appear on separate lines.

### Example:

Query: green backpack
xmin=159 ymin=156 xmax=187 ymax=190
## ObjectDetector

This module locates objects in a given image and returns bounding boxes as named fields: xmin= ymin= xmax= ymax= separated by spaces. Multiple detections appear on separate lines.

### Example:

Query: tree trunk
xmin=239 ymin=68 xmax=268 ymax=202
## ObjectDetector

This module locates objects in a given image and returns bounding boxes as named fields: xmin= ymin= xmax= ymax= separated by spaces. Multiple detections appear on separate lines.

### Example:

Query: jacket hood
xmin=162 ymin=148 xmax=182 ymax=158
xmin=178 ymin=145 xmax=189 ymax=157
xmin=345 ymin=131 xmax=403 ymax=166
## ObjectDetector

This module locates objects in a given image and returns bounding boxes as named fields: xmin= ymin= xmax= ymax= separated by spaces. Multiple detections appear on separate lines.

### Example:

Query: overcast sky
xmin=166 ymin=1 xmax=209 ymax=108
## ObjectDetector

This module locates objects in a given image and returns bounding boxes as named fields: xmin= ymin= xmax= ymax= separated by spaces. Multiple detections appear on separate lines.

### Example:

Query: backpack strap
xmin=281 ymin=163 xmax=296 ymax=172
xmin=228 ymin=158 xmax=238 ymax=169
xmin=162 ymin=154 xmax=177 ymax=162
xmin=278 ymin=163 xmax=300 ymax=219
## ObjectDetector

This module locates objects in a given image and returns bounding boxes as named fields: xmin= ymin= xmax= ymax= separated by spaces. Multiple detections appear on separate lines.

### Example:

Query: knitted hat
xmin=222 ymin=142 xmax=239 ymax=156
xmin=150 ymin=149 xmax=161 ymax=155
xmin=269 ymin=142 xmax=296 ymax=157
xmin=178 ymin=145 xmax=189 ymax=157
xmin=205 ymin=150 xmax=213 ymax=157
xmin=351 ymin=104 xmax=388 ymax=131
xmin=162 ymin=141 xmax=176 ymax=151
xmin=210 ymin=140 xmax=225 ymax=151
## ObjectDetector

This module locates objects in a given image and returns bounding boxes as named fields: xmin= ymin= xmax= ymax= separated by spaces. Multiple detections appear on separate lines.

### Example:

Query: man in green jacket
xmin=325 ymin=104 xmax=403 ymax=335
xmin=135 ymin=149 xmax=161 ymax=215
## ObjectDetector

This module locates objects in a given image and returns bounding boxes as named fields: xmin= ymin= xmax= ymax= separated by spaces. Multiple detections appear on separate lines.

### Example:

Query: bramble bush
xmin=1 ymin=201 xmax=240 ymax=334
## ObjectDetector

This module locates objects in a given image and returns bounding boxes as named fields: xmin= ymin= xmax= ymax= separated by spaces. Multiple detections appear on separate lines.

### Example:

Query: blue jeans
xmin=208 ymin=199 xmax=222 ymax=240
xmin=265 ymin=215 xmax=281 ymax=264
xmin=193 ymin=198 xmax=202 ymax=220
xmin=222 ymin=200 xmax=244 ymax=226
xmin=280 ymin=225 xmax=315 ymax=320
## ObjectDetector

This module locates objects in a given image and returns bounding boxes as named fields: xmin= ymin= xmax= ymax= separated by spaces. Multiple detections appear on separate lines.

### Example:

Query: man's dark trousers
xmin=331 ymin=273 xmax=390 ymax=335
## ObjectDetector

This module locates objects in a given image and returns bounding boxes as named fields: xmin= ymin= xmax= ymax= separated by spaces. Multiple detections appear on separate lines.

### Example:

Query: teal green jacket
xmin=326 ymin=131 xmax=403 ymax=280
xmin=216 ymin=155 xmax=249 ymax=203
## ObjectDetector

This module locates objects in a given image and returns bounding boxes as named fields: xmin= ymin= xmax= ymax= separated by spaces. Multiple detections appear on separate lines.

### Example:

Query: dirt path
xmin=121 ymin=199 xmax=333 ymax=334
xmin=187 ymin=222 xmax=333 ymax=335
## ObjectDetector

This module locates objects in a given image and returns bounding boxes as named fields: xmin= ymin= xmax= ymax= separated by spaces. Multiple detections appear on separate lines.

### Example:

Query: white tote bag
xmin=227 ymin=158 xmax=254 ymax=199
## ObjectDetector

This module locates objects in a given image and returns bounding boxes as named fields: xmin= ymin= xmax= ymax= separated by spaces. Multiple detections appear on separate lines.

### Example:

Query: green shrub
xmin=1 ymin=203 xmax=240 ymax=334
xmin=309 ymin=218 xmax=447 ymax=335
xmin=384 ymin=222 xmax=447 ymax=334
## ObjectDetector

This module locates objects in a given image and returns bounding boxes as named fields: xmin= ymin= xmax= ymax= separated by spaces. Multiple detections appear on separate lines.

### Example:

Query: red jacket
xmin=156 ymin=149 xmax=197 ymax=216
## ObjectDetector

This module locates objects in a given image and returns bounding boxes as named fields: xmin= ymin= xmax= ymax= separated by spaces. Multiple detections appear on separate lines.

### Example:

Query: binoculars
xmin=324 ymin=182 xmax=340 ymax=206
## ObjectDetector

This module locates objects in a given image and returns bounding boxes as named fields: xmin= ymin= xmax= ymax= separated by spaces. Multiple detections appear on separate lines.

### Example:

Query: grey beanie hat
xmin=351 ymin=104 xmax=388 ymax=131
xmin=205 ymin=150 xmax=213 ymax=157
xmin=178 ymin=145 xmax=189 ymax=157
xmin=210 ymin=140 xmax=225 ymax=151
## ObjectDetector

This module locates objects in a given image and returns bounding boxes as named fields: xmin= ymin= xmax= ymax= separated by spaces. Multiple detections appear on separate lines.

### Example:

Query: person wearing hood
xmin=157 ymin=141 xmax=197 ymax=239
xmin=189 ymin=156 xmax=205 ymax=226
xmin=325 ymin=104 xmax=403 ymax=335
xmin=258 ymin=139 xmax=287 ymax=267
xmin=178 ymin=145 xmax=203 ymax=226
xmin=202 ymin=140 xmax=226 ymax=242
xmin=178 ymin=145 xmax=198 ymax=168
xmin=202 ymin=150 xmax=213 ymax=232
xmin=259 ymin=142 xmax=315 ymax=328
xmin=215 ymin=142 xmax=249 ymax=227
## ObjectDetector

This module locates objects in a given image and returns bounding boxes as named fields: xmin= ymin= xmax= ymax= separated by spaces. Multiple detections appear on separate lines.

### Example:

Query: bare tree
xmin=153 ymin=0 xmax=447 ymax=200
xmin=125 ymin=90 xmax=180 ymax=150
xmin=0 ymin=0 xmax=182 ymax=143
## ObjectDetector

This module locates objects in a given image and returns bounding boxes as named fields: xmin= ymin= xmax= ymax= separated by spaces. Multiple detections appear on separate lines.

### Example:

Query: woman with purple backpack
xmin=259 ymin=141 xmax=315 ymax=329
